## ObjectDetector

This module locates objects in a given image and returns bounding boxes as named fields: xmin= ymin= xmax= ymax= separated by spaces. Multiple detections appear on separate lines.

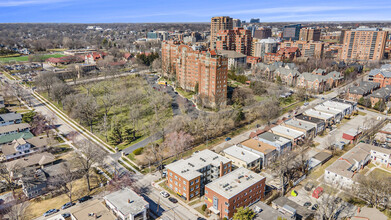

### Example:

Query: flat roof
xmin=166 ymin=150 xmax=231 ymax=180
xmin=72 ymin=200 xmax=115 ymax=220
xmin=322 ymin=100 xmax=352 ymax=111
xmin=251 ymin=201 xmax=290 ymax=220
xmin=304 ymin=109 xmax=334 ymax=120
xmin=284 ymin=118 xmax=316 ymax=132
xmin=104 ymin=188 xmax=148 ymax=216
xmin=270 ymin=125 xmax=305 ymax=139
xmin=205 ymin=167 xmax=265 ymax=199
xmin=295 ymin=113 xmax=324 ymax=125
xmin=223 ymin=145 xmax=261 ymax=164
xmin=240 ymin=139 xmax=277 ymax=155
xmin=0 ymin=112 xmax=22 ymax=123
xmin=257 ymin=132 xmax=291 ymax=146
xmin=272 ymin=197 xmax=314 ymax=219
xmin=314 ymin=105 xmax=343 ymax=116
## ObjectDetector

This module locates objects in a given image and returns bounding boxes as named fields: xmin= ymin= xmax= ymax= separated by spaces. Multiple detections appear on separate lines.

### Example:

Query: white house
xmin=104 ymin=188 xmax=149 ymax=220
xmin=370 ymin=146 xmax=391 ymax=168
xmin=1 ymin=137 xmax=48 ymax=161
xmin=0 ymin=112 xmax=22 ymax=127
xmin=324 ymin=143 xmax=372 ymax=188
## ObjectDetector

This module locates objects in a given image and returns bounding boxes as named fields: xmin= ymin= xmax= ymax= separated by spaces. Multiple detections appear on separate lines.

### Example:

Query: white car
xmin=160 ymin=191 xmax=170 ymax=198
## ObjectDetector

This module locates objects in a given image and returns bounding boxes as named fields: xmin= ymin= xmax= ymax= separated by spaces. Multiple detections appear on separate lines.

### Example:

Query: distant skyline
xmin=1 ymin=0 xmax=391 ymax=23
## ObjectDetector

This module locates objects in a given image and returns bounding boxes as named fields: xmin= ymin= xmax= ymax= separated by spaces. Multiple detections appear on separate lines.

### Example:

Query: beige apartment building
xmin=210 ymin=16 xmax=233 ymax=48
xmin=281 ymin=40 xmax=324 ymax=58
xmin=299 ymin=28 xmax=321 ymax=41
xmin=340 ymin=27 xmax=387 ymax=61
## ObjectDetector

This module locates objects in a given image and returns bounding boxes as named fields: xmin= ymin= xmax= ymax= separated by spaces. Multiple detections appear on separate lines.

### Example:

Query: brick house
xmin=204 ymin=168 xmax=266 ymax=219
xmin=368 ymin=86 xmax=391 ymax=107
xmin=274 ymin=67 xmax=300 ymax=86
xmin=347 ymin=81 xmax=380 ymax=102
xmin=368 ymin=64 xmax=391 ymax=88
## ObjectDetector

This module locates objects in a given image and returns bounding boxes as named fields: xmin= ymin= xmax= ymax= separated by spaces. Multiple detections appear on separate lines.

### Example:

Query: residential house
xmin=314 ymin=104 xmax=343 ymax=123
xmin=4 ymin=152 xmax=55 ymax=174
xmin=368 ymin=86 xmax=391 ymax=107
xmin=282 ymin=118 xmax=316 ymax=139
xmin=253 ymin=131 xmax=292 ymax=154
xmin=0 ymin=112 xmax=22 ymax=127
xmin=85 ymin=52 xmax=107 ymax=64
xmin=295 ymin=114 xmax=326 ymax=134
xmin=342 ymin=129 xmax=362 ymax=143
xmin=239 ymin=139 xmax=278 ymax=168
xmin=204 ymin=168 xmax=266 ymax=220
xmin=370 ymin=146 xmax=391 ymax=168
xmin=312 ymin=68 xmax=326 ymax=75
xmin=323 ymin=100 xmax=355 ymax=117
xmin=264 ymin=47 xmax=300 ymax=63
xmin=104 ymin=188 xmax=149 ymax=220
xmin=347 ymin=81 xmax=380 ymax=102
xmin=272 ymin=196 xmax=314 ymax=220
xmin=368 ymin=64 xmax=391 ymax=88
xmin=274 ymin=67 xmax=300 ymax=86
xmin=165 ymin=150 xmax=232 ymax=201
xmin=304 ymin=109 xmax=334 ymax=127
xmin=222 ymin=145 xmax=262 ymax=171
xmin=252 ymin=201 xmax=291 ymax=220
xmin=0 ymin=123 xmax=30 ymax=137
xmin=324 ymin=143 xmax=372 ymax=188
xmin=1 ymin=136 xmax=48 ymax=161
xmin=20 ymin=169 xmax=47 ymax=198
xmin=0 ymin=130 xmax=34 ymax=145
xmin=270 ymin=125 xmax=305 ymax=145
xmin=297 ymin=72 xmax=326 ymax=93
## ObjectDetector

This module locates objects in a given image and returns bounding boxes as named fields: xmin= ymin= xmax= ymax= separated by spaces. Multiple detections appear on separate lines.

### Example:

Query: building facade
xmin=252 ymin=38 xmax=278 ymax=58
xmin=283 ymin=24 xmax=302 ymax=41
xmin=162 ymin=41 xmax=228 ymax=107
xmin=166 ymin=150 xmax=232 ymax=201
xmin=299 ymin=28 xmax=321 ymax=41
xmin=340 ymin=27 xmax=387 ymax=61
xmin=253 ymin=27 xmax=272 ymax=39
xmin=281 ymin=40 xmax=324 ymax=58
xmin=215 ymin=28 xmax=252 ymax=56
xmin=211 ymin=16 xmax=233 ymax=48
xmin=204 ymin=168 xmax=266 ymax=219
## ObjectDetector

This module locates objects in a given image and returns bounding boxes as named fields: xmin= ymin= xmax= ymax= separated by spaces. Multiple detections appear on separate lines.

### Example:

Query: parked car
xmin=62 ymin=212 xmax=71 ymax=218
xmin=304 ymin=182 xmax=314 ymax=191
xmin=160 ymin=191 xmax=170 ymax=198
xmin=304 ymin=202 xmax=312 ymax=207
xmin=61 ymin=202 xmax=75 ymax=210
xmin=168 ymin=197 xmax=178 ymax=203
xmin=78 ymin=195 xmax=92 ymax=203
xmin=157 ymin=164 xmax=165 ymax=170
xmin=334 ymin=197 xmax=342 ymax=204
xmin=225 ymin=137 xmax=231 ymax=141
xmin=311 ymin=204 xmax=319 ymax=210
xmin=304 ymin=102 xmax=309 ymax=106
xmin=43 ymin=209 xmax=59 ymax=217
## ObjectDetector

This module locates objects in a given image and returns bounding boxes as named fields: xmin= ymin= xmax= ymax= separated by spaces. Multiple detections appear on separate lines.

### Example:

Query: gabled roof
xmin=0 ymin=112 xmax=22 ymax=123
xmin=369 ymin=86 xmax=391 ymax=99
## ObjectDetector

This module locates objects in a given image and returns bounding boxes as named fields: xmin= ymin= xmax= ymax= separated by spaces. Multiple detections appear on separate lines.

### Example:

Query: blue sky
xmin=1 ymin=0 xmax=391 ymax=23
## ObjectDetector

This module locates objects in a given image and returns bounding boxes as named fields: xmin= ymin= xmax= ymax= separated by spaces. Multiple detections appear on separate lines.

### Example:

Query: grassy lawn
xmin=116 ymin=135 xmax=147 ymax=150
xmin=0 ymin=53 xmax=65 ymax=63
xmin=118 ymin=160 xmax=135 ymax=173
xmin=254 ymin=95 xmax=267 ymax=102
xmin=1 ymin=72 xmax=15 ymax=80
xmin=308 ymin=155 xmax=339 ymax=181
xmin=194 ymin=205 xmax=208 ymax=217
xmin=188 ymin=198 xmax=203 ymax=207
xmin=367 ymin=163 xmax=376 ymax=169
xmin=176 ymin=87 xmax=195 ymax=100
xmin=368 ymin=168 xmax=391 ymax=179
xmin=25 ymin=174 xmax=105 ymax=219
xmin=357 ymin=111 xmax=367 ymax=116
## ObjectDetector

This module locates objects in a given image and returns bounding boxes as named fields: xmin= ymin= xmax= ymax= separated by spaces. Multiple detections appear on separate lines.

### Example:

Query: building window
xmin=205 ymin=190 xmax=208 ymax=194
xmin=191 ymin=187 xmax=194 ymax=191
xmin=196 ymin=179 xmax=199 ymax=183
xmin=170 ymin=172 xmax=173 ymax=176
xmin=196 ymin=185 xmax=199 ymax=189
xmin=190 ymin=181 xmax=194 ymax=186
xmin=175 ymin=176 xmax=178 ymax=179
xmin=183 ymin=180 xmax=186 ymax=185
xmin=190 ymin=193 xmax=194 ymax=198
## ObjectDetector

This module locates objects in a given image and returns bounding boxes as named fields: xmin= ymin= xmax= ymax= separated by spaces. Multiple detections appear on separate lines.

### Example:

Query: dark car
xmin=78 ymin=195 xmax=92 ymax=203
xmin=157 ymin=164 xmax=165 ymax=170
xmin=168 ymin=197 xmax=178 ymax=203
xmin=311 ymin=204 xmax=319 ymax=210
xmin=61 ymin=202 xmax=75 ymax=210
xmin=225 ymin=137 xmax=231 ymax=141
xmin=334 ymin=197 xmax=342 ymax=204
xmin=62 ymin=212 xmax=71 ymax=218
xmin=43 ymin=209 xmax=59 ymax=217
xmin=304 ymin=202 xmax=311 ymax=207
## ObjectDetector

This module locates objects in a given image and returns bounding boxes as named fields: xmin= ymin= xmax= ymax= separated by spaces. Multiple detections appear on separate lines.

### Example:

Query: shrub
xmin=133 ymin=147 xmax=144 ymax=155
xmin=201 ymin=204 xmax=207 ymax=212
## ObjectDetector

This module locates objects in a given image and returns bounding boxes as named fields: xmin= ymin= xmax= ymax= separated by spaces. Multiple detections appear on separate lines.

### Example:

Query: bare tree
xmin=6 ymin=200 xmax=30 ymax=220
xmin=165 ymin=131 xmax=194 ymax=158
xmin=75 ymin=140 xmax=103 ymax=192
xmin=315 ymin=192 xmax=353 ymax=220
xmin=107 ymin=173 xmax=136 ymax=192
xmin=0 ymin=163 xmax=20 ymax=195
xmin=269 ymin=152 xmax=296 ymax=195
xmin=49 ymin=163 xmax=79 ymax=203
xmin=73 ymin=94 xmax=98 ymax=132
xmin=51 ymin=82 xmax=73 ymax=105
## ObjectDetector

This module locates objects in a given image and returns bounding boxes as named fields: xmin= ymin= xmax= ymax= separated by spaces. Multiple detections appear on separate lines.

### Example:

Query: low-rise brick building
xmin=204 ymin=167 xmax=266 ymax=219
xmin=165 ymin=150 xmax=231 ymax=201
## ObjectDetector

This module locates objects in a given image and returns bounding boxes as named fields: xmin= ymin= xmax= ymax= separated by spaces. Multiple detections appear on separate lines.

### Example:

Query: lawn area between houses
xmin=25 ymin=174 xmax=106 ymax=219
xmin=368 ymin=168 xmax=391 ymax=179
xmin=175 ymin=87 xmax=195 ymax=100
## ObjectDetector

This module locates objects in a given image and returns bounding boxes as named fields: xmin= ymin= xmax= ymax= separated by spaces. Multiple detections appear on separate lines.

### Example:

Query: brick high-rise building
xmin=299 ymin=28 xmax=321 ymax=41
xmin=281 ymin=40 xmax=324 ymax=58
xmin=215 ymin=27 xmax=252 ymax=56
xmin=252 ymin=38 xmax=279 ymax=58
xmin=341 ymin=27 xmax=388 ymax=61
xmin=162 ymin=41 xmax=228 ymax=107
xmin=253 ymin=27 xmax=272 ymax=39
xmin=210 ymin=16 xmax=233 ymax=49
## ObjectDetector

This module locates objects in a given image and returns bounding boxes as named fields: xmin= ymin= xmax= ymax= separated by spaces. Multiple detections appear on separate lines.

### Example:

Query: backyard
xmin=0 ymin=53 xmax=65 ymax=63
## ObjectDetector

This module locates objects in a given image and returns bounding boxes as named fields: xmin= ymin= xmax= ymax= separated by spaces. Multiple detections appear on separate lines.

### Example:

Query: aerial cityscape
xmin=0 ymin=1 xmax=391 ymax=220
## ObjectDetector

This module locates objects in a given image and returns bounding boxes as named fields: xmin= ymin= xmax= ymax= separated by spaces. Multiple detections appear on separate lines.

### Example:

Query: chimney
xmin=128 ymin=199 xmax=130 ymax=203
